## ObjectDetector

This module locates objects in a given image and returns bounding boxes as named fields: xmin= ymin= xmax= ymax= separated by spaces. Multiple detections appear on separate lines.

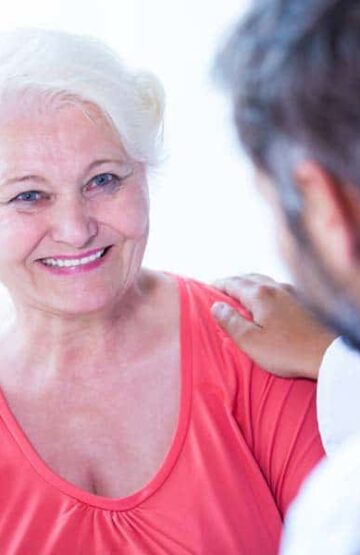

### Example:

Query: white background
xmin=0 ymin=0 xmax=290 ymax=313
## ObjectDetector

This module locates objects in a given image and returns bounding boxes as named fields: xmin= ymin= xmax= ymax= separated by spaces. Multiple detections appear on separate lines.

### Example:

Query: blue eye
xmin=91 ymin=173 xmax=119 ymax=188
xmin=12 ymin=190 xmax=43 ymax=203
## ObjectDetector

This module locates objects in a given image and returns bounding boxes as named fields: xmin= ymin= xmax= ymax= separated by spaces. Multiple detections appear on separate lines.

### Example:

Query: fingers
xmin=211 ymin=301 xmax=261 ymax=347
xmin=212 ymin=276 xmax=277 ymax=316
xmin=213 ymin=275 xmax=296 ymax=303
xmin=213 ymin=275 xmax=277 ymax=300
xmin=241 ymin=273 xmax=278 ymax=285
xmin=212 ymin=277 xmax=253 ymax=306
xmin=280 ymin=282 xmax=297 ymax=295
xmin=213 ymin=274 xmax=274 ymax=289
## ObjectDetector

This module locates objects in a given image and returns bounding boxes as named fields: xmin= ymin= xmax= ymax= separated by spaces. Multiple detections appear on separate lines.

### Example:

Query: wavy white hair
xmin=0 ymin=28 xmax=165 ymax=164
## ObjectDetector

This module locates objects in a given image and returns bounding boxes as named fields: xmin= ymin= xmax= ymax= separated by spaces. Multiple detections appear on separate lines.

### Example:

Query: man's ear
xmin=293 ymin=160 xmax=360 ymax=276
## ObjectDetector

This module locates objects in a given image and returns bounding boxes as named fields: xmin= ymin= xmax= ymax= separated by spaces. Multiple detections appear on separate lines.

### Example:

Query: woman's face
xmin=0 ymin=102 xmax=150 ymax=316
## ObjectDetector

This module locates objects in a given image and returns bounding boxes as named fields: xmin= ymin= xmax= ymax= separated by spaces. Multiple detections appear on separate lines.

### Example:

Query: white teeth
xmin=41 ymin=248 xmax=105 ymax=268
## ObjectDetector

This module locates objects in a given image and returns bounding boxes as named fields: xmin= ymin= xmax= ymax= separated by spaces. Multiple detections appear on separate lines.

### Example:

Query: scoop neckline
xmin=0 ymin=274 xmax=193 ymax=511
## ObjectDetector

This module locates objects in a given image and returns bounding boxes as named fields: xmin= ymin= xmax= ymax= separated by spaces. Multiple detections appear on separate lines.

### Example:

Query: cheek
xmin=268 ymin=197 xmax=299 ymax=273
xmin=106 ymin=187 xmax=150 ymax=239
xmin=259 ymin=179 xmax=299 ymax=271
xmin=0 ymin=215 xmax=45 ymax=292
xmin=0 ymin=215 xmax=42 ymax=262
xmin=275 ymin=218 xmax=298 ymax=271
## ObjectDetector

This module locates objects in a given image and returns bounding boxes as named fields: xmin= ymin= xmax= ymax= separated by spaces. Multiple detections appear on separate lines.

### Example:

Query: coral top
xmin=0 ymin=277 xmax=324 ymax=554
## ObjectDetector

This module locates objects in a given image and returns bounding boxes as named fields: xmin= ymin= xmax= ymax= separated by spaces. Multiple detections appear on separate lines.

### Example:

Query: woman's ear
xmin=293 ymin=160 xmax=360 ymax=277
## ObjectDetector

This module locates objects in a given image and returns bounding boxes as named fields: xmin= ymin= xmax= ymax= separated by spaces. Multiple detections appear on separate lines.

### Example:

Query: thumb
xmin=211 ymin=302 xmax=258 ymax=347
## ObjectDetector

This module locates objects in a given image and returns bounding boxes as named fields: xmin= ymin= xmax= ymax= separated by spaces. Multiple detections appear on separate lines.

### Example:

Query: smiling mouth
xmin=39 ymin=246 xmax=112 ymax=269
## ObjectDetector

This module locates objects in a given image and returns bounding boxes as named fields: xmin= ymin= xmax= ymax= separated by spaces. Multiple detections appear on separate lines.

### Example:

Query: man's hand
xmin=211 ymin=274 xmax=337 ymax=380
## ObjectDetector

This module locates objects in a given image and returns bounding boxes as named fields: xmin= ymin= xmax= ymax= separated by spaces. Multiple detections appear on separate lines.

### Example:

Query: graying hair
xmin=215 ymin=0 xmax=360 ymax=192
xmin=0 ymin=28 xmax=165 ymax=164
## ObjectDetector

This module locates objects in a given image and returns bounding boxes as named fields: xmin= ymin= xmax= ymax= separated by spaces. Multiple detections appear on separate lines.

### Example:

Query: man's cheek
xmin=275 ymin=218 xmax=298 ymax=273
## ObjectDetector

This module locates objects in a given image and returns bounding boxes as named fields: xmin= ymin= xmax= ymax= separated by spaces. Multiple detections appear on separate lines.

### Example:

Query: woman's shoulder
xmin=174 ymin=274 xmax=323 ymax=461
xmin=142 ymin=270 xmax=250 ymax=324
xmin=172 ymin=273 xmax=251 ymax=320
xmin=147 ymin=270 xmax=318 ymax=391
xmin=178 ymin=274 xmax=241 ymax=304
xmin=174 ymin=273 xmax=319 ymax=400
xmin=169 ymin=274 xmax=257 ymax=390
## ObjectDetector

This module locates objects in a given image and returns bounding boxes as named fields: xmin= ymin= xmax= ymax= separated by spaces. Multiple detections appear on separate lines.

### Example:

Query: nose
xmin=49 ymin=195 xmax=98 ymax=249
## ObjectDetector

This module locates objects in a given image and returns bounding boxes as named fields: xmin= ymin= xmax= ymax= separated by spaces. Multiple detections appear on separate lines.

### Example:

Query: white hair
xmin=0 ymin=28 xmax=165 ymax=164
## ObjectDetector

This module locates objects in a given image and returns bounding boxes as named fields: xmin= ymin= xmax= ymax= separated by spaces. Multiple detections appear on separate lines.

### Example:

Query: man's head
xmin=217 ymin=0 xmax=360 ymax=349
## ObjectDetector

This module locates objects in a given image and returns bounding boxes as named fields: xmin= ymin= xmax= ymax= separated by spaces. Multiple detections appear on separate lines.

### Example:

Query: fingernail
xmin=211 ymin=302 xmax=231 ymax=320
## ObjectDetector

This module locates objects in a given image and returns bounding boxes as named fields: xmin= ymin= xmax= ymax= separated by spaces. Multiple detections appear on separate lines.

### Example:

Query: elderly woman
xmin=0 ymin=28 xmax=323 ymax=554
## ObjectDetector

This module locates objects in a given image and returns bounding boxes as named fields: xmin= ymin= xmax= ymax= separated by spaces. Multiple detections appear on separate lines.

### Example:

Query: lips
xmin=39 ymin=246 xmax=111 ymax=269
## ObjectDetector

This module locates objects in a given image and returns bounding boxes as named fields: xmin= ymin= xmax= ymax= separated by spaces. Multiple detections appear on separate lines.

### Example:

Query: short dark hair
xmin=217 ymin=0 xmax=360 ymax=350
xmin=216 ymin=0 xmax=360 ymax=197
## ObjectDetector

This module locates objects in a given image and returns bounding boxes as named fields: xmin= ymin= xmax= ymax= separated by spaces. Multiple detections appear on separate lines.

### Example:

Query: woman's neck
xmin=0 ymin=270 xmax=165 ymax=386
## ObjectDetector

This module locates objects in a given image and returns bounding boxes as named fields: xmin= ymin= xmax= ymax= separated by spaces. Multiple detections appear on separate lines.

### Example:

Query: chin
xmin=30 ymin=287 xmax=124 ymax=318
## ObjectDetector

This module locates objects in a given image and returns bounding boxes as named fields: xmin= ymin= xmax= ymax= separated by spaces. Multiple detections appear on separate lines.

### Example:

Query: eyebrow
xmin=0 ymin=175 xmax=47 ymax=187
xmin=0 ymin=158 xmax=132 ymax=187
xmin=85 ymin=158 xmax=132 ymax=173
